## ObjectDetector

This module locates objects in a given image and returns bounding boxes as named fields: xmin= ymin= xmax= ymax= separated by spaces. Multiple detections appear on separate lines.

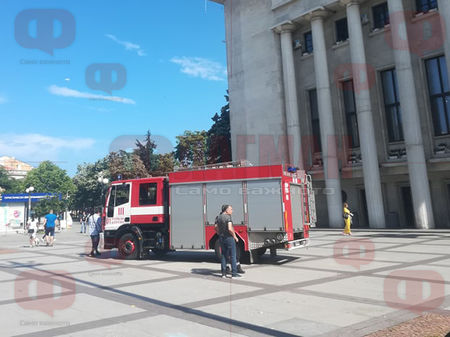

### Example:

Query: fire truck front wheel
xmin=118 ymin=233 xmax=139 ymax=259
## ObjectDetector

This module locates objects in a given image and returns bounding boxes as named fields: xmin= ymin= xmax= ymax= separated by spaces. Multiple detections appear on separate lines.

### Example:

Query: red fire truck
xmin=102 ymin=162 xmax=316 ymax=262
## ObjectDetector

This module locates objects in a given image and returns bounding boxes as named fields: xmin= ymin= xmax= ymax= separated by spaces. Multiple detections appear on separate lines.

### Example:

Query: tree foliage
xmin=0 ymin=167 xmax=23 ymax=194
xmin=135 ymin=131 xmax=158 ymax=174
xmin=206 ymin=92 xmax=231 ymax=164
xmin=175 ymin=130 xmax=208 ymax=167
xmin=108 ymin=151 xmax=148 ymax=180
xmin=72 ymin=158 xmax=110 ymax=211
xmin=21 ymin=161 xmax=75 ymax=216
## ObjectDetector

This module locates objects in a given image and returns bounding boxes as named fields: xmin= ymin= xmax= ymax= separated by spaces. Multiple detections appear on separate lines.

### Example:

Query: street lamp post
xmin=97 ymin=176 xmax=109 ymax=213
xmin=25 ymin=186 xmax=34 ymax=228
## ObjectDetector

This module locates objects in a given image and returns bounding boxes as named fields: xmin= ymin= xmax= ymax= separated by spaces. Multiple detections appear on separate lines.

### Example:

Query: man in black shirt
xmin=215 ymin=204 xmax=242 ymax=278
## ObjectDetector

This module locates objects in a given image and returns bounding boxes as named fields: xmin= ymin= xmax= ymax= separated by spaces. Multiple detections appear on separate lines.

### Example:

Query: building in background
xmin=0 ymin=156 xmax=34 ymax=179
xmin=213 ymin=0 xmax=450 ymax=228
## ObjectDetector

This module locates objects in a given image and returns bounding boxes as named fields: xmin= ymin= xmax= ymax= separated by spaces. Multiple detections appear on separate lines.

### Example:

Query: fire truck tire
xmin=118 ymin=233 xmax=139 ymax=260
xmin=214 ymin=239 xmax=243 ymax=263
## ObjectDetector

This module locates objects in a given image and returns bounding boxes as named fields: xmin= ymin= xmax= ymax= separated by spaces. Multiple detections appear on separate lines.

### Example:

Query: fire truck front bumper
xmin=284 ymin=238 xmax=310 ymax=251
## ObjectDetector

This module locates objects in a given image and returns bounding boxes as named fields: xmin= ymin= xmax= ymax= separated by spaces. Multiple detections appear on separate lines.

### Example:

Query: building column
xmin=310 ymin=12 xmax=343 ymax=228
xmin=388 ymin=0 xmax=435 ymax=229
xmin=275 ymin=23 xmax=303 ymax=168
xmin=343 ymin=0 xmax=385 ymax=228
xmin=437 ymin=0 xmax=450 ymax=82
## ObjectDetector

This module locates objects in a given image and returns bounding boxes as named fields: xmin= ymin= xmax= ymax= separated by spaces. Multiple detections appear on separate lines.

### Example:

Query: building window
xmin=342 ymin=80 xmax=360 ymax=148
xmin=425 ymin=56 xmax=450 ymax=136
xmin=335 ymin=18 xmax=349 ymax=43
xmin=304 ymin=31 xmax=313 ymax=53
xmin=372 ymin=2 xmax=389 ymax=29
xmin=381 ymin=69 xmax=404 ymax=142
xmin=416 ymin=0 xmax=438 ymax=13
xmin=309 ymin=89 xmax=321 ymax=153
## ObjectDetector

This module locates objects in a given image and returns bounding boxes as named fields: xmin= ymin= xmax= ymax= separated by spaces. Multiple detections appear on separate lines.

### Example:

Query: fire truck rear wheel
xmin=214 ymin=239 xmax=243 ymax=263
xmin=118 ymin=233 xmax=139 ymax=260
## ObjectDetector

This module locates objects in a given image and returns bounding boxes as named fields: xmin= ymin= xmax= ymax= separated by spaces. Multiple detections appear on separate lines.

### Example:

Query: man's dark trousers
xmin=220 ymin=236 xmax=237 ymax=276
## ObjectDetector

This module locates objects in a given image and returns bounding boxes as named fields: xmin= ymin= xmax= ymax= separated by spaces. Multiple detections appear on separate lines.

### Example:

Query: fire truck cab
xmin=102 ymin=163 xmax=316 ymax=262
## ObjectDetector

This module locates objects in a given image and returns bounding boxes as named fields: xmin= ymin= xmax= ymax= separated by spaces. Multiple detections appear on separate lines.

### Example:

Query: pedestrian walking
xmin=43 ymin=210 xmax=57 ymax=246
xmin=27 ymin=217 xmax=38 ymax=247
xmin=80 ymin=211 xmax=87 ymax=234
xmin=87 ymin=209 xmax=102 ymax=257
xmin=215 ymin=204 xmax=242 ymax=278
xmin=343 ymin=202 xmax=354 ymax=236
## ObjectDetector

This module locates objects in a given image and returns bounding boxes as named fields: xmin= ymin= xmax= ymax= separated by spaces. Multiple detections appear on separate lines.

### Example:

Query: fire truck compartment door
xmin=170 ymin=184 xmax=204 ymax=249
xmin=290 ymin=184 xmax=303 ymax=231
xmin=206 ymin=182 xmax=244 ymax=226
xmin=247 ymin=180 xmax=283 ymax=231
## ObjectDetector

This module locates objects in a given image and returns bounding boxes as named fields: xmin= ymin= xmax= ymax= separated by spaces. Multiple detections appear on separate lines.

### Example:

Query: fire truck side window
xmin=115 ymin=184 xmax=130 ymax=206
xmin=139 ymin=183 xmax=157 ymax=205
xmin=107 ymin=187 xmax=115 ymax=217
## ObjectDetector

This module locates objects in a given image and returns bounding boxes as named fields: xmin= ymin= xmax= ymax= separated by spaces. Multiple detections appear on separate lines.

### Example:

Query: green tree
xmin=134 ymin=130 xmax=159 ymax=175
xmin=0 ymin=167 xmax=23 ymax=193
xmin=207 ymin=92 xmax=231 ymax=164
xmin=175 ymin=130 xmax=208 ymax=167
xmin=72 ymin=158 xmax=110 ymax=211
xmin=108 ymin=150 xmax=148 ymax=180
xmin=22 ymin=161 xmax=75 ymax=216
xmin=156 ymin=153 xmax=176 ymax=175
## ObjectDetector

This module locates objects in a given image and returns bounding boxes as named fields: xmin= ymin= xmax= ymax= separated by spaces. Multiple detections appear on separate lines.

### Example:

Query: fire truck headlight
xmin=264 ymin=238 xmax=271 ymax=246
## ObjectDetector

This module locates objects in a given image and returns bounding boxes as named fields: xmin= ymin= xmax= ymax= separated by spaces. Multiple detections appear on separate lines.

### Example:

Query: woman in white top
xmin=27 ymin=217 xmax=38 ymax=247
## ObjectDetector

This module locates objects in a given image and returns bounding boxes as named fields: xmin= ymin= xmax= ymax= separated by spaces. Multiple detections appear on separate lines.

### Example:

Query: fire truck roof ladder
xmin=174 ymin=160 xmax=254 ymax=172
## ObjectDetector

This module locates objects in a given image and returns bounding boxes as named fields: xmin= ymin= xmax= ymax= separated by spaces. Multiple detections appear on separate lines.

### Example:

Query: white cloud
xmin=171 ymin=57 xmax=227 ymax=81
xmin=0 ymin=133 xmax=95 ymax=163
xmin=48 ymin=85 xmax=136 ymax=105
xmin=105 ymin=34 xmax=147 ymax=56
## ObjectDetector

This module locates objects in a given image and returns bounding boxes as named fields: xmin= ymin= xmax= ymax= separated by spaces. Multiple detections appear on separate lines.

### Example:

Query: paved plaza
xmin=0 ymin=226 xmax=449 ymax=337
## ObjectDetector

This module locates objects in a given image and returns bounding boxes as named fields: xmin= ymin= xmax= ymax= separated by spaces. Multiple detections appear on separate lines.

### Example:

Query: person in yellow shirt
xmin=343 ymin=202 xmax=353 ymax=235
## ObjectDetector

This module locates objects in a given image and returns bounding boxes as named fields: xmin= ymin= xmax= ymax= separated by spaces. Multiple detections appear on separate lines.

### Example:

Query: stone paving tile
xmin=200 ymin=291 xmax=395 ymax=331
xmin=365 ymin=313 xmax=450 ymax=337
xmin=287 ymin=257 xmax=400 ymax=273
xmin=118 ymin=276 xmax=260 ymax=306
xmin=365 ymin=251 xmax=443 ymax=263
xmin=373 ymin=265 xmax=450 ymax=284
xmin=0 ymin=293 xmax=144 ymax=336
xmin=74 ymin=267 xmax=176 ymax=288
xmin=58 ymin=314 xmax=249 ymax=337
xmin=384 ymin=244 xmax=450 ymax=255
xmin=1 ymin=228 xmax=450 ymax=336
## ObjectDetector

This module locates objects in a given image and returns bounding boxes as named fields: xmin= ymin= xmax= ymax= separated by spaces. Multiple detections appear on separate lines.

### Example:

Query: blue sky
xmin=0 ymin=0 xmax=227 ymax=176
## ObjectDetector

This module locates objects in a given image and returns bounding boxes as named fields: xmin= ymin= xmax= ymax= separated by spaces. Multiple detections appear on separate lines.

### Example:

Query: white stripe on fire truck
xmin=130 ymin=206 xmax=164 ymax=216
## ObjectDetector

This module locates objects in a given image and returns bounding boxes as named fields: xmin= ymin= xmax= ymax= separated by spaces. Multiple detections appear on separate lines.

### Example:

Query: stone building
xmin=0 ymin=156 xmax=34 ymax=180
xmin=212 ymin=0 xmax=450 ymax=228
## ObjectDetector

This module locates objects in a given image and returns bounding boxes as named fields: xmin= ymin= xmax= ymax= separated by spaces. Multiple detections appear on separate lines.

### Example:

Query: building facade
xmin=0 ymin=156 xmax=33 ymax=180
xmin=213 ymin=0 xmax=450 ymax=228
